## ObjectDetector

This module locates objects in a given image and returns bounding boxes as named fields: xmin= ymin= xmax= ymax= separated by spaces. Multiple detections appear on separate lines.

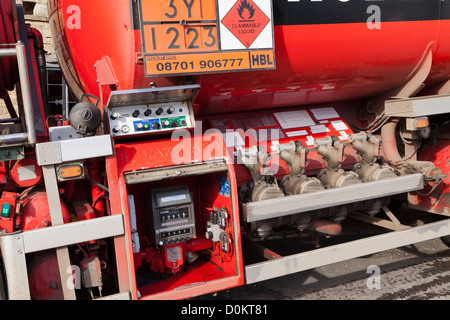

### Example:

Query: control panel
xmin=107 ymin=101 xmax=192 ymax=137
xmin=148 ymin=185 xmax=196 ymax=246
xmin=104 ymin=85 xmax=199 ymax=138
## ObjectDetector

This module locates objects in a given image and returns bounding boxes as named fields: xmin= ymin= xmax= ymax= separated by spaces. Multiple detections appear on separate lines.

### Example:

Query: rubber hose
xmin=1 ymin=0 xmax=18 ymax=87
xmin=0 ymin=7 xmax=7 ymax=99
xmin=0 ymin=0 xmax=18 ymax=99
xmin=380 ymin=118 xmax=402 ymax=162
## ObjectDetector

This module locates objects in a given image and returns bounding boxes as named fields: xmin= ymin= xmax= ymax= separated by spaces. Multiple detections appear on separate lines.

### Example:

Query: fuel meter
xmin=148 ymin=185 xmax=196 ymax=246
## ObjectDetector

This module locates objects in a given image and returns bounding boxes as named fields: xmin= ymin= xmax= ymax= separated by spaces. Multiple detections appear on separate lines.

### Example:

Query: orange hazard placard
xmin=139 ymin=0 xmax=275 ymax=77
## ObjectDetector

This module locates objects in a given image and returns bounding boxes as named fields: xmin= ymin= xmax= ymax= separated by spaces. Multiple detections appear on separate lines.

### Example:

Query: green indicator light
xmin=143 ymin=123 xmax=150 ymax=130
xmin=1 ymin=203 xmax=11 ymax=218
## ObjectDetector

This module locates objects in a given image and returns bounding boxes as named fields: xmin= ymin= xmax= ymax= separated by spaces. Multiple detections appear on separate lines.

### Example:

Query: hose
xmin=28 ymin=26 xmax=49 ymax=119
xmin=380 ymin=118 xmax=402 ymax=163
xmin=0 ymin=0 xmax=19 ymax=110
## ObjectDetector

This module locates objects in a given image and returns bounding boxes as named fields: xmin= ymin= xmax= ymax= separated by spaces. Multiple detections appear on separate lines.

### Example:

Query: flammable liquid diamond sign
xmin=220 ymin=0 xmax=271 ymax=49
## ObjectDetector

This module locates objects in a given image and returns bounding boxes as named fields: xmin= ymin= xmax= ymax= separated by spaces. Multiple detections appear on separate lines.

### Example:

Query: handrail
xmin=0 ymin=40 xmax=36 ymax=146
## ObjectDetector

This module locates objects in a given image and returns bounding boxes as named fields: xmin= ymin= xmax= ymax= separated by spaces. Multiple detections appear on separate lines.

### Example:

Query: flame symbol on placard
xmin=237 ymin=0 xmax=255 ymax=20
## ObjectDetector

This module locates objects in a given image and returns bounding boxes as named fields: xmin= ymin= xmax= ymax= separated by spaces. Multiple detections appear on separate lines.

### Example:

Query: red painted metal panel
xmin=111 ymin=134 xmax=244 ymax=299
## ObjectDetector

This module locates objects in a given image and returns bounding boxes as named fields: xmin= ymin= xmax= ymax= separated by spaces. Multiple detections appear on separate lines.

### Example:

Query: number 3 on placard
xmin=149 ymin=25 xmax=217 ymax=51
xmin=165 ymin=0 xmax=178 ymax=18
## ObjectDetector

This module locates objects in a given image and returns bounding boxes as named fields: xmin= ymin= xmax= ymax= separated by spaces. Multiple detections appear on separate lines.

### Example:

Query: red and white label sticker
xmin=220 ymin=0 xmax=272 ymax=49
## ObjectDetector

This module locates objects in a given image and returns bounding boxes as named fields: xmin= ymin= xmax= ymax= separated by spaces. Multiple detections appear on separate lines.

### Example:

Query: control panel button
xmin=132 ymin=110 xmax=140 ymax=118
xmin=110 ymin=112 xmax=120 ymax=120
xmin=152 ymin=122 xmax=160 ymax=129
xmin=167 ymin=106 xmax=175 ymax=114
xmin=144 ymin=109 xmax=152 ymax=116
xmin=156 ymin=107 xmax=163 ymax=115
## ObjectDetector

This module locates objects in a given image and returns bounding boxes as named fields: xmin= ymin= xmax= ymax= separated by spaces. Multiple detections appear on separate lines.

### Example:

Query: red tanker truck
xmin=0 ymin=0 xmax=449 ymax=299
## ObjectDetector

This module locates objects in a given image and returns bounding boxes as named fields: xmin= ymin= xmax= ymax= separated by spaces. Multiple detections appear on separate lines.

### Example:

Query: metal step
xmin=242 ymin=174 xmax=424 ymax=223
xmin=245 ymin=217 xmax=450 ymax=284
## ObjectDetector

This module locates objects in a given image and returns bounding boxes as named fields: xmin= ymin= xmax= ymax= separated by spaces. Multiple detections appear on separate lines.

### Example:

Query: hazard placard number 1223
xmin=141 ymin=0 xmax=219 ymax=54
xmin=143 ymin=24 xmax=219 ymax=54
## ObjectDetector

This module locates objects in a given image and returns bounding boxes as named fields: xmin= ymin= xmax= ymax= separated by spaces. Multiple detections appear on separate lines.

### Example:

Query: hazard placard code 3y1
xmin=138 ymin=0 xmax=275 ymax=77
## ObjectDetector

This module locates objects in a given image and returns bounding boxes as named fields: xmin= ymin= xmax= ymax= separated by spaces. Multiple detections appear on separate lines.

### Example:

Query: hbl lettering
xmin=251 ymin=54 xmax=273 ymax=67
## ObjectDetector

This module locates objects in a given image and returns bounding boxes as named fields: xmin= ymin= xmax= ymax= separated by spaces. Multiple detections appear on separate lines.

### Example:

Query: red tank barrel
xmin=49 ymin=0 xmax=450 ymax=114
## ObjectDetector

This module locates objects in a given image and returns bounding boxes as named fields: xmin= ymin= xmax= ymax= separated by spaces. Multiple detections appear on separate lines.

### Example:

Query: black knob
xmin=112 ymin=125 xmax=120 ymax=133
xmin=152 ymin=122 xmax=160 ymax=129
xmin=167 ymin=106 xmax=175 ymax=114
xmin=156 ymin=108 xmax=163 ymax=115
xmin=171 ymin=120 xmax=178 ymax=127
xmin=110 ymin=112 xmax=119 ymax=120
xmin=144 ymin=109 xmax=152 ymax=116
xmin=132 ymin=110 xmax=140 ymax=118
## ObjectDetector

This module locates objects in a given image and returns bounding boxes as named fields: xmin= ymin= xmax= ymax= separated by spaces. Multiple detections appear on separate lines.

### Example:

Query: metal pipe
xmin=0 ymin=133 xmax=27 ymax=144
xmin=0 ymin=48 xmax=16 ymax=57
xmin=0 ymin=118 xmax=20 ymax=124
xmin=15 ymin=41 xmax=36 ymax=145
xmin=62 ymin=77 xmax=70 ymax=119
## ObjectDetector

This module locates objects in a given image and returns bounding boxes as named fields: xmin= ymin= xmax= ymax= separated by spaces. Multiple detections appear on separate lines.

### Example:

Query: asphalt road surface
xmin=198 ymin=208 xmax=450 ymax=300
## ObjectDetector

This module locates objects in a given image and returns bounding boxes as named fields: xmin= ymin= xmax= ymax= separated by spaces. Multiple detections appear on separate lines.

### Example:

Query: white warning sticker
xmin=310 ymin=107 xmax=340 ymax=120
xmin=274 ymin=110 xmax=315 ymax=129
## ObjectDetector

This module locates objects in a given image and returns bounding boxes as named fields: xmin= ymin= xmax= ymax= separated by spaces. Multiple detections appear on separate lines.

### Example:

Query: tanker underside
xmin=1 ymin=74 xmax=450 ymax=300
xmin=3 ymin=81 xmax=450 ymax=300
